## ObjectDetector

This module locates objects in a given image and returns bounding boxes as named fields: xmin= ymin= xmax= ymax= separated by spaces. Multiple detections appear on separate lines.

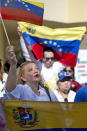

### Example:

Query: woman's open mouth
xmin=34 ymin=73 xmax=40 ymax=78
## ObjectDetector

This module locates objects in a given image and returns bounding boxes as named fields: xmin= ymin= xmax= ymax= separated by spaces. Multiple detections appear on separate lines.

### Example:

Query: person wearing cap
xmin=53 ymin=71 xmax=76 ymax=102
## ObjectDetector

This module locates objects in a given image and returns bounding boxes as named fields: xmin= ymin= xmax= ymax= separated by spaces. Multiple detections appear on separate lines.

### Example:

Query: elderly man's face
xmin=43 ymin=51 xmax=54 ymax=68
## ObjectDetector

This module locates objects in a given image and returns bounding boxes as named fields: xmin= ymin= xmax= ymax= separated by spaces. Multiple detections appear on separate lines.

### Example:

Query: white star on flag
xmin=53 ymin=42 xmax=57 ymax=46
xmin=25 ymin=5 xmax=28 ymax=7
xmin=57 ymin=45 xmax=60 ymax=48
xmin=22 ymin=2 xmax=25 ymax=4
xmin=49 ymin=40 xmax=52 ymax=44
xmin=59 ymin=48 xmax=62 ymax=52
xmin=21 ymin=1 xmax=30 ymax=11
xmin=44 ymin=41 xmax=47 ymax=44
xmin=27 ymin=8 xmax=30 ymax=11
xmin=4 ymin=3 xmax=8 ymax=7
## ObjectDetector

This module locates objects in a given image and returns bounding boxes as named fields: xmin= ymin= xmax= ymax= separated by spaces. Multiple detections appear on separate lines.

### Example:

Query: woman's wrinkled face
xmin=57 ymin=78 xmax=71 ymax=94
xmin=21 ymin=63 xmax=41 ymax=84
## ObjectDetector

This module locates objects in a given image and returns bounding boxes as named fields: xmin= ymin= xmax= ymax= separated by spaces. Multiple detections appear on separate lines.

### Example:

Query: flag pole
xmin=0 ymin=14 xmax=11 ymax=46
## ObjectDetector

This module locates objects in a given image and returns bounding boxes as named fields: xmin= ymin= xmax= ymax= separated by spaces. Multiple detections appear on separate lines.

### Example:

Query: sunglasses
xmin=45 ymin=57 xmax=54 ymax=61
xmin=65 ymin=70 xmax=72 ymax=73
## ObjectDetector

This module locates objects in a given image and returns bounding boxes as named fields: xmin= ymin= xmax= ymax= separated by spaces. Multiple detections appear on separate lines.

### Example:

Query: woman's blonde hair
xmin=16 ymin=61 xmax=46 ymax=88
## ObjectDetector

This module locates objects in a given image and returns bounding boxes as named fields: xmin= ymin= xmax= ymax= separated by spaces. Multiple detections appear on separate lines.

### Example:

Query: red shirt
xmin=71 ymin=80 xmax=82 ymax=92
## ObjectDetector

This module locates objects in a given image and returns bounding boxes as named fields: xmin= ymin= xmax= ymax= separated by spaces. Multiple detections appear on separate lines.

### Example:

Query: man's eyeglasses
xmin=45 ymin=57 xmax=54 ymax=61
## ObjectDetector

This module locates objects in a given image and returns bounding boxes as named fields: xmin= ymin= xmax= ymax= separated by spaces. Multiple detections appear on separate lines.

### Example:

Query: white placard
xmin=75 ymin=49 xmax=87 ymax=84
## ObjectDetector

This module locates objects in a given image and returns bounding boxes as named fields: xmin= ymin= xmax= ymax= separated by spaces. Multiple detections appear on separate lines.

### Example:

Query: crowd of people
xmin=0 ymin=26 xmax=87 ymax=130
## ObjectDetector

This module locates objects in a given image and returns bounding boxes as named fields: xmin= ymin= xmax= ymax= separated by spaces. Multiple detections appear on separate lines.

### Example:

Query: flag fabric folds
xmin=18 ymin=22 xmax=86 ymax=67
xmin=0 ymin=0 xmax=44 ymax=25
xmin=3 ymin=100 xmax=87 ymax=131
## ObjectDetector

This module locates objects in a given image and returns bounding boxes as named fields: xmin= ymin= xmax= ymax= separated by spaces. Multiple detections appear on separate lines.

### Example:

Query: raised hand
xmin=6 ymin=46 xmax=17 ymax=66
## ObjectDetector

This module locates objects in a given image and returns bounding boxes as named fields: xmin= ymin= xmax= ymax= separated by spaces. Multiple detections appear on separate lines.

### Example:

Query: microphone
xmin=64 ymin=98 xmax=68 ymax=102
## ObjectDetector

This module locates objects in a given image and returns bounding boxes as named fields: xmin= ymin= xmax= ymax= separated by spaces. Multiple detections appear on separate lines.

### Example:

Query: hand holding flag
xmin=6 ymin=46 xmax=17 ymax=65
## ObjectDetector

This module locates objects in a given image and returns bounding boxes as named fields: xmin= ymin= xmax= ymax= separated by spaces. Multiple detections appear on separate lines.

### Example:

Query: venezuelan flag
xmin=18 ymin=22 xmax=86 ymax=67
xmin=0 ymin=0 xmax=44 ymax=25
xmin=3 ymin=100 xmax=87 ymax=131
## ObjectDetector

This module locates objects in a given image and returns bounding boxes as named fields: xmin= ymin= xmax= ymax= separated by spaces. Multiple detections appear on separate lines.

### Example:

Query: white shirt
xmin=53 ymin=90 xmax=76 ymax=102
xmin=41 ymin=62 xmax=64 ymax=89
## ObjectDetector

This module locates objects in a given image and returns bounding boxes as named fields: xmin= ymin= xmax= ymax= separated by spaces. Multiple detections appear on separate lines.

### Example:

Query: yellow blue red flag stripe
xmin=0 ymin=0 xmax=44 ymax=25
xmin=18 ymin=22 xmax=86 ymax=67
xmin=22 ymin=0 xmax=44 ymax=8
xmin=3 ymin=100 xmax=87 ymax=131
